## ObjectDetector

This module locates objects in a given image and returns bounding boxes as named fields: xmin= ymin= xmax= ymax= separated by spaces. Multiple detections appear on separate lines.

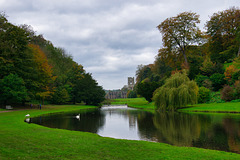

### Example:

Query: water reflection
xmin=29 ymin=106 xmax=240 ymax=153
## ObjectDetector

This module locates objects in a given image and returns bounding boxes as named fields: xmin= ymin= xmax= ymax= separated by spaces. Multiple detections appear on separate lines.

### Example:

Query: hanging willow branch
xmin=153 ymin=72 xmax=198 ymax=111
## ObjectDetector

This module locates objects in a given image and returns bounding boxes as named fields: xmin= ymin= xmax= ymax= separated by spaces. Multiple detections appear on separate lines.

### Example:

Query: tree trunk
xmin=182 ymin=50 xmax=189 ymax=68
xmin=238 ymin=46 xmax=240 ymax=57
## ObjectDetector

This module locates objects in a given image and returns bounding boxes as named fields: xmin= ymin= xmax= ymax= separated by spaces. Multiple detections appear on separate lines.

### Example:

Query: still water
xmin=28 ymin=105 xmax=240 ymax=153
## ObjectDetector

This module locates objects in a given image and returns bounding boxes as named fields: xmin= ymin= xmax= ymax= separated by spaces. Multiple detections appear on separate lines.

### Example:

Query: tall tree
xmin=157 ymin=12 xmax=202 ymax=66
xmin=0 ymin=74 xmax=28 ymax=105
xmin=206 ymin=7 xmax=240 ymax=63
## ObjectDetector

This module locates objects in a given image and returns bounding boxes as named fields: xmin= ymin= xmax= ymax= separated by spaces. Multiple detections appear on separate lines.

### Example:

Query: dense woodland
xmin=135 ymin=7 xmax=240 ymax=110
xmin=0 ymin=13 xmax=105 ymax=107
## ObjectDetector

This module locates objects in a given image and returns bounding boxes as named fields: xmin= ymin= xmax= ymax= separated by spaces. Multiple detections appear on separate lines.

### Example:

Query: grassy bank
xmin=112 ymin=98 xmax=155 ymax=110
xmin=180 ymin=102 xmax=240 ymax=113
xmin=1 ymin=104 xmax=240 ymax=159
xmin=113 ymin=98 xmax=240 ymax=113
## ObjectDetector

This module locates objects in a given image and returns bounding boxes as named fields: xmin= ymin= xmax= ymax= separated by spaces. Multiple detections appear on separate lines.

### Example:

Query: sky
xmin=1 ymin=0 xmax=239 ymax=90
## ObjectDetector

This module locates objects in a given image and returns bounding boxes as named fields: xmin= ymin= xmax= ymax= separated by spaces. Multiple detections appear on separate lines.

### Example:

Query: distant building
xmin=105 ymin=77 xmax=135 ymax=99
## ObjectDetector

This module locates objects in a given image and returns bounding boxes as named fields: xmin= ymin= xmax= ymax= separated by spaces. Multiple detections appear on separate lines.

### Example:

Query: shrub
xmin=210 ymin=73 xmax=226 ymax=91
xmin=221 ymin=85 xmax=235 ymax=102
xmin=195 ymin=75 xmax=209 ymax=87
xmin=202 ymin=79 xmax=213 ymax=90
xmin=224 ymin=65 xmax=237 ymax=84
xmin=232 ymin=70 xmax=240 ymax=82
xmin=234 ymin=80 xmax=240 ymax=99
xmin=209 ymin=92 xmax=225 ymax=103
xmin=198 ymin=87 xmax=211 ymax=103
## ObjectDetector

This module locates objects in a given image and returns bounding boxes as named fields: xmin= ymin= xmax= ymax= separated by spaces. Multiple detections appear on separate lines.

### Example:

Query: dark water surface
xmin=28 ymin=105 xmax=240 ymax=153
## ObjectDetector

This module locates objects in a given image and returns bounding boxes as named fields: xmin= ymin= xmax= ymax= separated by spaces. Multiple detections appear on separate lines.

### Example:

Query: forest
xmin=134 ymin=7 xmax=240 ymax=110
xmin=0 ymin=13 xmax=105 ymax=107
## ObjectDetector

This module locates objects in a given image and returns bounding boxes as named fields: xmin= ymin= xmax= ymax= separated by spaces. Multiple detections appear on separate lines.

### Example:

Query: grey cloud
xmin=2 ymin=0 xmax=239 ymax=89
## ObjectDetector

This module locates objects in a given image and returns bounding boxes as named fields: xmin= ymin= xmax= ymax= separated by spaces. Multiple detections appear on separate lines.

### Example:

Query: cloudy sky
xmin=1 ymin=0 xmax=239 ymax=89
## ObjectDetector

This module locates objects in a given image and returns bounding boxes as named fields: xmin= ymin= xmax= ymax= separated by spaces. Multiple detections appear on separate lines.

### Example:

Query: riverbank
xmin=1 ymin=104 xmax=240 ymax=159
xmin=112 ymin=98 xmax=240 ymax=113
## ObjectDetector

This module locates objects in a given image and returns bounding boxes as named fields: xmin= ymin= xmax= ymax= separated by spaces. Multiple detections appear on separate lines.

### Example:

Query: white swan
xmin=76 ymin=114 xmax=80 ymax=120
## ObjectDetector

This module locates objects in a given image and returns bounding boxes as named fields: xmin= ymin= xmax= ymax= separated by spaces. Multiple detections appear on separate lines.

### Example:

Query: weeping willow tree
xmin=153 ymin=72 xmax=198 ymax=111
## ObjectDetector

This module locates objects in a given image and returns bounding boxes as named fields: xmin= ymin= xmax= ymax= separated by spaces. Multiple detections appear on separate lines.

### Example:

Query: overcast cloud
xmin=1 ymin=0 xmax=239 ymax=89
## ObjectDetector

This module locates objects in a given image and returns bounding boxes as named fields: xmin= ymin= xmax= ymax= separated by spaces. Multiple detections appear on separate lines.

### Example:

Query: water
xmin=27 ymin=105 xmax=240 ymax=153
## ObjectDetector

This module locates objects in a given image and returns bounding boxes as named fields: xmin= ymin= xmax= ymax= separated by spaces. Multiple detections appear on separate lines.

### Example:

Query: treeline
xmin=0 ymin=13 xmax=105 ymax=106
xmin=135 ymin=7 xmax=240 ymax=109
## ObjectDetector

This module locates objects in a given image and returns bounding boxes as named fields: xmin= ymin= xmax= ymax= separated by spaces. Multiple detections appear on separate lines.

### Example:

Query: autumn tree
xmin=206 ymin=7 xmax=240 ymax=63
xmin=28 ymin=44 xmax=55 ymax=104
xmin=157 ymin=12 xmax=202 ymax=66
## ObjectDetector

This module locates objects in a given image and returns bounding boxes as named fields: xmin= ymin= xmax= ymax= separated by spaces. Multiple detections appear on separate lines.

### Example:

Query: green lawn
xmin=1 ymin=104 xmax=240 ymax=159
xmin=113 ymin=98 xmax=240 ymax=113
xmin=180 ymin=102 xmax=240 ymax=113
xmin=112 ymin=98 xmax=155 ymax=110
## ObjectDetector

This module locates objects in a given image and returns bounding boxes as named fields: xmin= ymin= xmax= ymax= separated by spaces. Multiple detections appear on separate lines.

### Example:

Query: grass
xmin=112 ymin=98 xmax=155 ymax=110
xmin=180 ymin=102 xmax=240 ymax=113
xmin=113 ymin=98 xmax=240 ymax=113
xmin=1 ymin=104 xmax=240 ymax=159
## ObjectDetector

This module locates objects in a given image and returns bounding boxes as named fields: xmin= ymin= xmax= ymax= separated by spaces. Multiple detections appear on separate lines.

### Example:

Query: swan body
xmin=76 ymin=114 xmax=80 ymax=120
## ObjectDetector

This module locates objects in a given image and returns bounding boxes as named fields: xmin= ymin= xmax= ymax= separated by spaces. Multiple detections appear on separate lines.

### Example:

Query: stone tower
xmin=128 ymin=77 xmax=135 ymax=90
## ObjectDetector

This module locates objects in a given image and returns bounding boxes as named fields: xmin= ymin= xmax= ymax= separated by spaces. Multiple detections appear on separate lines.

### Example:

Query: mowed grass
xmin=180 ymin=102 xmax=240 ymax=113
xmin=112 ymin=98 xmax=155 ymax=110
xmin=1 ymin=104 xmax=240 ymax=159
xmin=113 ymin=98 xmax=240 ymax=113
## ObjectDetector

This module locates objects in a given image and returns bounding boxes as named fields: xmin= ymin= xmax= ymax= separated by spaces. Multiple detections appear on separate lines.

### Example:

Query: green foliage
xmin=208 ymin=92 xmax=225 ymax=103
xmin=206 ymin=7 xmax=240 ymax=63
xmin=200 ymin=57 xmax=216 ymax=76
xmin=221 ymin=85 xmax=235 ymax=102
xmin=232 ymin=70 xmax=240 ymax=82
xmin=51 ymin=86 xmax=71 ymax=104
xmin=233 ymin=81 xmax=240 ymax=99
xmin=157 ymin=12 xmax=202 ymax=65
xmin=195 ymin=75 xmax=209 ymax=87
xmin=198 ymin=87 xmax=211 ymax=103
xmin=136 ymin=64 xmax=152 ymax=84
xmin=153 ymin=72 xmax=198 ymax=111
xmin=209 ymin=73 xmax=226 ymax=91
xmin=0 ymin=74 xmax=28 ymax=104
xmin=127 ymin=90 xmax=137 ymax=98
xmin=137 ymin=81 xmax=161 ymax=102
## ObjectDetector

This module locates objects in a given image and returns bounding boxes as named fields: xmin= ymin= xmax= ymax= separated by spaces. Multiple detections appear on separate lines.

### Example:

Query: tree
xmin=0 ymin=74 xmax=28 ymax=105
xmin=206 ymin=7 xmax=240 ymax=63
xmin=28 ymin=44 xmax=55 ymax=103
xmin=153 ymin=72 xmax=198 ymax=111
xmin=157 ymin=12 xmax=202 ymax=66
xmin=137 ymin=81 xmax=160 ymax=102
xmin=75 ymin=73 xmax=105 ymax=105
xmin=135 ymin=65 xmax=152 ymax=84
xmin=210 ymin=73 xmax=226 ymax=91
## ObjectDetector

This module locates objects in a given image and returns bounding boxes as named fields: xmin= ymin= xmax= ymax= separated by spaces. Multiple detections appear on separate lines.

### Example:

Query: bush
xmin=210 ymin=73 xmax=226 ymax=91
xmin=198 ymin=87 xmax=211 ymax=103
xmin=221 ymin=85 xmax=235 ymax=102
xmin=209 ymin=92 xmax=225 ymax=103
xmin=195 ymin=75 xmax=209 ymax=87
xmin=232 ymin=70 xmax=240 ymax=82
xmin=202 ymin=79 xmax=212 ymax=90
xmin=127 ymin=90 xmax=137 ymax=98
xmin=234 ymin=80 xmax=240 ymax=99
